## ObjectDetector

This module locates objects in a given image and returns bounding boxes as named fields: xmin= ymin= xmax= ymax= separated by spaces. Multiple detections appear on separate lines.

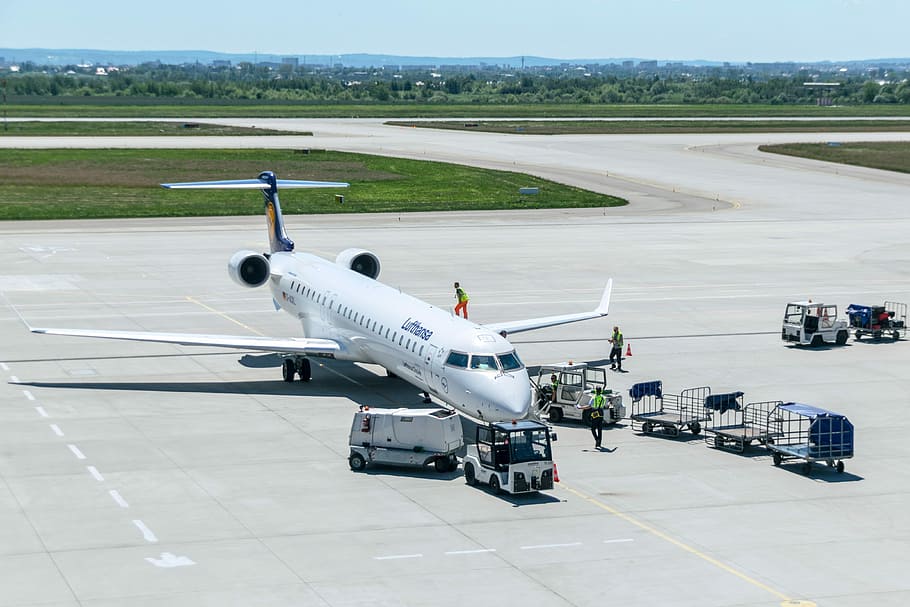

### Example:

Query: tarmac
xmin=1 ymin=123 xmax=910 ymax=606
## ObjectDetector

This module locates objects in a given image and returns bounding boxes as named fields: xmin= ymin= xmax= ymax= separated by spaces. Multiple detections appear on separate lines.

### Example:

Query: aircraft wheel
xmin=464 ymin=463 xmax=477 ymax=486
xmin=349 ymin=452 xmax=366 ymax=472
xmin=489 ymin=473 xmax=501 ymax=495
xmin=282 ymin=360 xmax=296 ymax=382
xmin=297 ymin=358 xmax=311 ymax=382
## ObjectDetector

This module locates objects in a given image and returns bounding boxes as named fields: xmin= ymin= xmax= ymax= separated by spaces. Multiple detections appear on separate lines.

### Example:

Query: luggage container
xmin=348 ymin=407 xmax=463 ymax=473
xmin=765 ymin=403 xmax=854 ymax=474
xmin=703 ymin=394 xmax=780 ymax=453
xmin=629 ymin=381 xmax=711 ymax=437
xmin=846 ymin=301 xmax=906 ymax=341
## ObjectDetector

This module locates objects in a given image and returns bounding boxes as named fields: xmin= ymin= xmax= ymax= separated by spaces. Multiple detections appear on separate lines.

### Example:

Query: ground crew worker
xmin=454 ymin=282 xmax=469 ymax=319
xmin=609 ymin=325 xmax=624 ymax=372
xmin=588 ymin=387 xmax=606 ymax=448
xmin=550 ymin=374 xmax=559 ymax=403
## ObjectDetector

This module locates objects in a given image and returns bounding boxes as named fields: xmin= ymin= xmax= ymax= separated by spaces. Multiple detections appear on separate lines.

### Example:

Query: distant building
xmin=622 ymin=60 xmax=634 ymax=69
xmin=212 ymin=60 xmax=231 ymax=68
xmin=638 ymin=60 xmax=658 ymax=69
xmin=281 ymin=57 xmax=299 ymax=67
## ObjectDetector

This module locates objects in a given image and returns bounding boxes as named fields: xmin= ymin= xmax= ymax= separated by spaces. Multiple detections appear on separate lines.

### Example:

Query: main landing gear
xmin=281 ymin=356 xmax=312 ymax=382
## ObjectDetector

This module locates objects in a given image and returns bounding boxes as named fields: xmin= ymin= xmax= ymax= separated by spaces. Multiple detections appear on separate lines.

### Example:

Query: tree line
xmin=4 ymin=63 xmax=910 ymax=105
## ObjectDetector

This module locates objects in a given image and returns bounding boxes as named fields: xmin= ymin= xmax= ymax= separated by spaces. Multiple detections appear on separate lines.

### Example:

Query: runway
xmin=1 ymin=120 xmax=910 ymax=606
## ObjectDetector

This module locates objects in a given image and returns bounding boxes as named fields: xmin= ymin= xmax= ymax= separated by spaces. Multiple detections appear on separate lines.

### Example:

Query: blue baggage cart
xmin=765 ymin=403 xmax=854 ymax=474
xmin=629 ymin=381 xmax=711 ymax=438
xmin=703 ymin=394 xmax=781 ymax=453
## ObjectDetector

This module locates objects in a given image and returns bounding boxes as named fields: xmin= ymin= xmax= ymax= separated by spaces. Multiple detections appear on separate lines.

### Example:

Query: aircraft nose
xmin=489 ymin=372 xmax=532 ymax=420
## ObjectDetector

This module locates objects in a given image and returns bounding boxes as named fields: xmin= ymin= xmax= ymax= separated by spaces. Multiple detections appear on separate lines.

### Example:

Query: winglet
xmin=595 ymin=279 xmax=613 ymax=316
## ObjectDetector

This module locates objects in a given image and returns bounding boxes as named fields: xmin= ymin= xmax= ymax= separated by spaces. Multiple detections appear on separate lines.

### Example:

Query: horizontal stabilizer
xmin=485 ymin=279 xmax=612 ymax=335
xmin=161 ymin=179 xmax=349 ymax=190
xmin=30 ymin=327 xmax=341 ymax=356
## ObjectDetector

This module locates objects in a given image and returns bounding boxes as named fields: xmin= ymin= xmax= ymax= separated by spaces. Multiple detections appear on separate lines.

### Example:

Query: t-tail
xmin=161 ymin=171 xmax=349 ymax=253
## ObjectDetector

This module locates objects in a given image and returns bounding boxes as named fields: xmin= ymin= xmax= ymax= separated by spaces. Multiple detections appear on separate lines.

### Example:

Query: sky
xmin=1 ymin=0 xmax=908 ymax=63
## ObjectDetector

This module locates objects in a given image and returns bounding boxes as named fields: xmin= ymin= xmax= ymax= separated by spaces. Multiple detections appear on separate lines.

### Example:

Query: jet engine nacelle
xmin=228 ymin=250 xmax=271 ymax=288
xmin=336 ymin=248 xmax=381 ymax=280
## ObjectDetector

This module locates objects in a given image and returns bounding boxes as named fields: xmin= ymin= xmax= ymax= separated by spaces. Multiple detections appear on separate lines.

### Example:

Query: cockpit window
xmin=445 ymin=351 xmax=469 ymax=368
xmin=497 ymin=351 xmax=523 ymax=371
xmin=469 ymin=354 xmax=497 ymax=371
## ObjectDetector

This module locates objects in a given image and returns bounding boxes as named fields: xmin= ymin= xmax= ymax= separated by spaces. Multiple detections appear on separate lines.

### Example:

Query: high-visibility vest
xmin=592 ymin=394 xmax=605 ymax=408
xmin=456 ymin=288 xmax=468 ymax=302
xmin=612 ymin=331 xmax=623 ymax=347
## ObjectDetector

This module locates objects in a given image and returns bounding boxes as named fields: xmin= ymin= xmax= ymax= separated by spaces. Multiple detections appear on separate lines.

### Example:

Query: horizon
xmin=2 ymin=0 xmax=909 ymax=64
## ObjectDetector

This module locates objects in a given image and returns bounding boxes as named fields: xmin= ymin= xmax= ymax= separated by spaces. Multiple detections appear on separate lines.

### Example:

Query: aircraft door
xmin=426 ymin=344 xmax=447 ymax=395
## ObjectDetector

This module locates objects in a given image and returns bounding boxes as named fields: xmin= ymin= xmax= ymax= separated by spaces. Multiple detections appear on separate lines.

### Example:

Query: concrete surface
xmin=1 ymin=122 xmax=909 ymax=606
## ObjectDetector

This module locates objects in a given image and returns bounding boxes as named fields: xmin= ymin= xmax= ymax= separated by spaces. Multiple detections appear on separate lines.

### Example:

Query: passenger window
xmin=446 ymin=351 xmax=469 ymax=368
xmin=419 ymin=345 xmax=424 ymax=356
xmin=470 ymin=355 xmax=497 ymax=371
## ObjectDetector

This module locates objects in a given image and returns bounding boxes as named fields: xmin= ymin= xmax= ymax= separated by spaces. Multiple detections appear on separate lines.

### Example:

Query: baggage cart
xmin=629 ymin=381 xmax=711 ymax=437
xmin=846 ymin=301 xmax=906 ymax=341
xmin=704 ymin=395 xmax=780 ymax=453
xmin=765 ymin=403 xmax=854 ymax=474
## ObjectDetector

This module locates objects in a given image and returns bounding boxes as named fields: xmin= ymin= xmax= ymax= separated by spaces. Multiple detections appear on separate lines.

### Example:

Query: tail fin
xmin=161 ymin=171 xmax=349 ymax=253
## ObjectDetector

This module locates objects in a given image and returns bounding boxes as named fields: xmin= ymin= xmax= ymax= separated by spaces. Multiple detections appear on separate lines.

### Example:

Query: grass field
xmin=759 ymin=141 xmax=910 ymax=174
xmin=0 ymin=149 xmax=625 ymax=220
xmin=0 ymin=121 xmax=297 ymax=136
xmin=6 ymin=102 xmax=910 ymax=119
xmin=390 ymin=119 xmax=910 ymax=135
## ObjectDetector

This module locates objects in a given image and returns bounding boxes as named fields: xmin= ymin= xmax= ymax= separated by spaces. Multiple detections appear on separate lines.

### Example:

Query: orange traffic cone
xmin=626 ymin=343 xmax=632 ymax=357
xmin=553 ymin=463 xmax=560 ymax=483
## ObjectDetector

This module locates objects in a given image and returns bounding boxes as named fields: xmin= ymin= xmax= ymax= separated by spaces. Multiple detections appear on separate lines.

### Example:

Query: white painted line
xmin=50 ymin=424 xmax=64 ymax=437
xmin=445 ymin=548 xmax=497 ymax=555
xmin=132 ymin=520 xmax=159 ymax=543
xmin=35 ymin=406 xmax=49 ymax=418
xmin=67 ymin=444 xmax=86 ymax=460
xmin=520 ymin=542 xmax=583 ymax=550
xmin=87 ymin=466 xmax=105 ymax=482
xmin=109 ymin=490 xmax=129 ymax=508
xmin=22 ymin=389 xmax=34 ymax=401
xmin=0 ymin=362 xmax=8 ymax=371
xmin=604 ymin=538 xmax=634 ymax=544
xmin=373 ymin=553 xmax=423 ymax=560
xmin=145 ymin=552 xmax=195 ymax=568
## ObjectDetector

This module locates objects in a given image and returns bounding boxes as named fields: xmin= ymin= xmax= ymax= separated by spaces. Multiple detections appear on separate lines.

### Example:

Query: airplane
xmin=30 ymin=171 xmax=612 ymax=422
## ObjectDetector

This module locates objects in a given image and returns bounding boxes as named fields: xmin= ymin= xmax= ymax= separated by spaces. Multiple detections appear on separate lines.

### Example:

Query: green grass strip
xmin=0 ymin=148 xmax=625 ymax=220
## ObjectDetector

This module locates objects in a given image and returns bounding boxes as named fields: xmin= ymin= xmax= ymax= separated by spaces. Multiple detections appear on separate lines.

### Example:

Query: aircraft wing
xmin=29 ymin=327 xmax=341 ymax=355
xmin=484 ymin=279 xmax=612 ymax=335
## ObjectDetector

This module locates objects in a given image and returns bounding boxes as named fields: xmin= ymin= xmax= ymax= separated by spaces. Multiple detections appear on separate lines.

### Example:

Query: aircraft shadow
xmin=18 ymin=359 xmax=439 ymax=409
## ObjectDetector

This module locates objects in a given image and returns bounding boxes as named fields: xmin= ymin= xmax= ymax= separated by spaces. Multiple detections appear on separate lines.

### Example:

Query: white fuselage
xmin=268 ymin=251 xmax=532 ymax=422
